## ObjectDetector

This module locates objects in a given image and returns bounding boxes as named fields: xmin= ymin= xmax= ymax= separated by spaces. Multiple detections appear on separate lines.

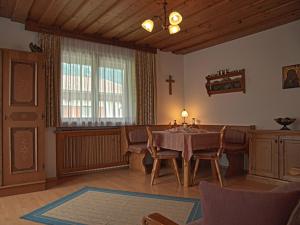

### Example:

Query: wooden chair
xmin=192 ymin=126 xmax=227 ymax=187
xmin=192 ymin=126 xmax=249 ymax=187
xmin=146 ymin=126 xmax=181 ymax=185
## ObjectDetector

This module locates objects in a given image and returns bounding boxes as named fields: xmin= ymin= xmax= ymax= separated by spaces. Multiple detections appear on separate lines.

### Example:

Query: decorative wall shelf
xmin=205 ymin=69 xmax=245 ymax=96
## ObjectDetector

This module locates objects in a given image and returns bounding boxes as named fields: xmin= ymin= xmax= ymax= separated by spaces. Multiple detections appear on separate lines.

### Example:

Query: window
xmin=60 ymin=38 xmax=136 ymax=126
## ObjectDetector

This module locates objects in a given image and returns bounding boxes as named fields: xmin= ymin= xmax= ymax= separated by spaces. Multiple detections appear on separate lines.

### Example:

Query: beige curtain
xmin=135 ymin=50 xmax=157 ymax=125
xmin=39 ymin=33 xmax=61 ymax=127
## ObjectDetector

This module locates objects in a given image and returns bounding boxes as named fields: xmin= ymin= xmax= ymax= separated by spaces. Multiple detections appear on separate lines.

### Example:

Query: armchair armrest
xmin=142 ymin=213 xmax=179 ymax=225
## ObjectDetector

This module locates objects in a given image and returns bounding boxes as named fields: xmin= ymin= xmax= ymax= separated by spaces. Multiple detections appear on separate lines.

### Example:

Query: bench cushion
xmin=128 ymin=143 xmax=148 ymax=154
xmin=128 ymin=128 xmax=148 ymax=143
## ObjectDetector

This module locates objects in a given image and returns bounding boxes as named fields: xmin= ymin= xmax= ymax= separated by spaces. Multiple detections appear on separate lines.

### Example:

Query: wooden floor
xmin=0 ymin=167 xmax=276 ymax=225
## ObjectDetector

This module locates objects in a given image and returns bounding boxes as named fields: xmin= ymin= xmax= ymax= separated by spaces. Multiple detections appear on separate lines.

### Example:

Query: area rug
xmin=22 ymin=187 xmax=201 ymax=225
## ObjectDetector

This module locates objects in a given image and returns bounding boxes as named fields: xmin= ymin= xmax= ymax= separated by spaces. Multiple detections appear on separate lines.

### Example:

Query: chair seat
xmin=157 ymin=150 xmax=180 ymax=158
xmin=193 ymin=150 xmax=217 ymax=159
xmin=128 ymin=143 xmax=148 ymax=154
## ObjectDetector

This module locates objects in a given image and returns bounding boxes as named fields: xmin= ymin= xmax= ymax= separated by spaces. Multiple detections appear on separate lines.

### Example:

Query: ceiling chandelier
xmin=141 ymin=0 xmax=183 ymax=35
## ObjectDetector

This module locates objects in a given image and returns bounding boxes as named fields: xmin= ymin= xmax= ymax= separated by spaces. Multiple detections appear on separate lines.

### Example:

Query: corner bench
xmin=121 ymin=125 xmax=170 ymax=174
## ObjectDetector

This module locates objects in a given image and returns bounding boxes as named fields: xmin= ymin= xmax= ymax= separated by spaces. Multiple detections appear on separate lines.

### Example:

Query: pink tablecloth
xmin=152 ymin=131 xmax=220 ymax=161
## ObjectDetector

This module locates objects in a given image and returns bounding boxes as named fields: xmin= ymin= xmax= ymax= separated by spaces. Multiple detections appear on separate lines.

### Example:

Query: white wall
xmin=0 ymin=17 xmax=37 ymax=51
xmin=156 ymin=51 xmax=184 ymax=124
xmin=184 ymin=20 xmax=300 ymax=129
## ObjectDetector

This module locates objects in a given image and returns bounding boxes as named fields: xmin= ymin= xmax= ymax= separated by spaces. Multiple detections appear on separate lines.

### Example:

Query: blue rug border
xmin=22 ymin=186 xmax=202 ymax=225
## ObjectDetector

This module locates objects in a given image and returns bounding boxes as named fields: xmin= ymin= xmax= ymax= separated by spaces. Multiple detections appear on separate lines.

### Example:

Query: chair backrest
xmin=218 ymin=126 xmax=248 ymax=156
xmin=146 ymin=126 xmax=157 ymax=158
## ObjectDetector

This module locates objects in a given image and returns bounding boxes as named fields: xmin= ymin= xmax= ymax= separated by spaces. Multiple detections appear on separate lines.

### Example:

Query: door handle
xmin=41 ymin=113 xmax=45 ymax=120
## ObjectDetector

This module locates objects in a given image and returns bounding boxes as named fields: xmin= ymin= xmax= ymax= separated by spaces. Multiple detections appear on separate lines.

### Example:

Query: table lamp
xmin=181 ymin=109 xmax=188 ymax=125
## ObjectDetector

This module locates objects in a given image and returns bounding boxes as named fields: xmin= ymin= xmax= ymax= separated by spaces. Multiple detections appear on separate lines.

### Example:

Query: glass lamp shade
xmin=169 ymin=11 xmax=182 ymax=25
xmin=181 ymin=109 xmax=188 ymax=118
xmin=168 ymin=24 xmax=180 ymax=34
xmin=142 ymin=19 xmax=154 ymax=32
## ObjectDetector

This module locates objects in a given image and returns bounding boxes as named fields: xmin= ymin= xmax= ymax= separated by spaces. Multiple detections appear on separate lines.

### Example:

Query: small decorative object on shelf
xmin=205 ymin=69 xmax=245 ymax=96
xmin=29 ymin=42 xmax=43 ymax=52
xmin=274 ymin=117 xmax=296 ymax=130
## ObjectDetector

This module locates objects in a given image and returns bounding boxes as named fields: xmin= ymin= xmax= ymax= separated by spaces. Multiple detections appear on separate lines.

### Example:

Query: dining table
xmin=152 ymin=129 xmax=220 ymax=187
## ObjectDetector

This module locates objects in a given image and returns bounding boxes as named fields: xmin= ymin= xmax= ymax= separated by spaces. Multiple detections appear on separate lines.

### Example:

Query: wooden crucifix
xmin=166 ymin=75 xmax=175 ymax=95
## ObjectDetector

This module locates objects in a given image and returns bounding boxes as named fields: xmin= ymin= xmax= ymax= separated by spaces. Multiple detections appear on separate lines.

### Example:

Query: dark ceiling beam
xmin=25 ymin=20 xmax=157 ymax=54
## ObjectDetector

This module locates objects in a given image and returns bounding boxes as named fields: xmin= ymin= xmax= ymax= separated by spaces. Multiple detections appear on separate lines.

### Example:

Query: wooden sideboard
xmin=249 ymin=130 xmax=300 ymax=182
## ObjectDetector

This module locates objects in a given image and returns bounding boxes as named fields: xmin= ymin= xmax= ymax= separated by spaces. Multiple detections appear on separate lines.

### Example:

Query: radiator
xmin=56 ymin=128 xmax=128 ymax=177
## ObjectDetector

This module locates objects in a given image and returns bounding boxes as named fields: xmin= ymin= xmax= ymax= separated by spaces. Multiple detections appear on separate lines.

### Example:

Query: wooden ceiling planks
xmin=11 ymin=0 xmax=34 ymax=22
xmin=177 ymin=8 xmax=300 ymax=54
xmin=165 ymin=0 xmax=300 ymax=52
xmin=0 ymin=0 xmax=17 ymax=18
xmin=38 ymin=0 xmax=70 ymax=25
xmin=0 ymin=0 xmax=299 ymax=54
xmin=155 ymin=0 xmax=291 ymax=51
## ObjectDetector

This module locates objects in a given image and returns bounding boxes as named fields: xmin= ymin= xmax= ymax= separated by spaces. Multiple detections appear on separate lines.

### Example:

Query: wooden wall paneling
xmin=176 ymin=7 xmax=300 ymax=54
xmin=2 ymin=49 xmax=45 ymax=186
xmin=11 ymin=0 xmax=34 ymax=22
xmin=170 ymin=0 xmax=300 ymax=53
xmin=38 ymin=0 xmax=70 ymax=25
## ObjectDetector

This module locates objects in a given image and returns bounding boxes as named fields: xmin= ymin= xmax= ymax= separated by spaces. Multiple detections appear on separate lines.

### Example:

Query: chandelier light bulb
xmin=168 ymin=24 xmax=180 ymax=35
xmin=169 ymin=11 xmax=182 ymax=25
xmin=142 ymin=19 xmax=154 ymax=32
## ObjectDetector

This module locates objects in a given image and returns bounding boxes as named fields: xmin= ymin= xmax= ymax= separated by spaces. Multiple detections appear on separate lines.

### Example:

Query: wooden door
xmin=279 ymin=136 xmax=300 ymax=182
xmin=249 ymin=134 xmax=279 ymax=178
xmin=2 ymin=49 xmax=45 ymax=186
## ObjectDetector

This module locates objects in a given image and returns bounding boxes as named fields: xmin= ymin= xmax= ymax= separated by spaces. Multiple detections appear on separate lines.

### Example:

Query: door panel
xmin=2 ymin=49 xmax=45 ymax=186
xmin=252 ymin=136 xmax=279 ymax=178
xmin=279 ymin=136 xmax=300 ymax=182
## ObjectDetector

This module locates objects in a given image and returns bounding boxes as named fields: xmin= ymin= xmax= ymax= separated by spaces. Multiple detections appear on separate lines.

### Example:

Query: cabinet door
xmin=2 ymin=49 xmax=45 ymax=186
xmin=250 ymin=135 xmax=279 ymax=178
xmin=279 ymin=136 xmax=300 ymax=182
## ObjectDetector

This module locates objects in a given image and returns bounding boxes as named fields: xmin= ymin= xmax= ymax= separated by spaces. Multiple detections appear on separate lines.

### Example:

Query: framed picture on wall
xmin=282 ymin=64 xmax=300 ymax=89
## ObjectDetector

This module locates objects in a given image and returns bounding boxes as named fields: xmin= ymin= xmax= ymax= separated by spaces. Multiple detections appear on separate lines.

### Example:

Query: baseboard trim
xmin=46 ymin=177 xmax=58 ymax=189
xmin=58 ymin=164 xmax=129 ymax=178
xmin=0 ymin=180 xmax=45 ymax=197
xmin=247 ymin=174 xmax=289 ymax=185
